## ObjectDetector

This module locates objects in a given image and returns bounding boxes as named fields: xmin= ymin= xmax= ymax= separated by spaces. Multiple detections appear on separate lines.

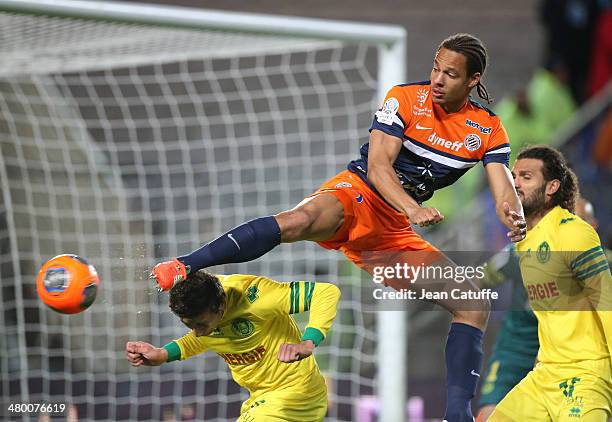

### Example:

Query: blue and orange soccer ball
xmin=36 ymin=254 xmax=99 ymax=314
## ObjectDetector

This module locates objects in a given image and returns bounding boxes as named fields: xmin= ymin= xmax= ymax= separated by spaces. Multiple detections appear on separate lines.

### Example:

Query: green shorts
xmin=479 ymin=351 xmax=536 ymax=406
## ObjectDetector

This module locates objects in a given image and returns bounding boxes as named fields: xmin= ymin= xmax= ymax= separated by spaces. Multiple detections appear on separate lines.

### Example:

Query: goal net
xmin=0 ymin=2 xmax=404 ymax=420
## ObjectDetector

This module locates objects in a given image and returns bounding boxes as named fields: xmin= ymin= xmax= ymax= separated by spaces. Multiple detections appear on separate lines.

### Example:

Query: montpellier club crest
xmin=463 ymin=133 xmax=482 ymax=151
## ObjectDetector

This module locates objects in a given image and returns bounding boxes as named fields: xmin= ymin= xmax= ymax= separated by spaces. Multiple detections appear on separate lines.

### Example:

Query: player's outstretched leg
xmin=152 ymin=192 xmax=344 ymax=292
xmin=178 ymin=215 xmax=282 ymax=272
xmin=177 ymin=192 xmax=343 ymax=271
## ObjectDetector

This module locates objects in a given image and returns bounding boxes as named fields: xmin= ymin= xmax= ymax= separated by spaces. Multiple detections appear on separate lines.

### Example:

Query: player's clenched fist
xmin=150 ymin=258 xmax=188 ymax=291
xmin=125 ymin=341 xmax=167 ymax=367
xmin=277 ymin=340 xmax=315 ymax=363
xmin=406 ymin=206 xmax=444 ymax=227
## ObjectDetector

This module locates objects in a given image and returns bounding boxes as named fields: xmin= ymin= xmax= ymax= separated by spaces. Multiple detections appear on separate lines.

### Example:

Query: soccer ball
xmin=36 ymin=254 xmax=99 ymax=314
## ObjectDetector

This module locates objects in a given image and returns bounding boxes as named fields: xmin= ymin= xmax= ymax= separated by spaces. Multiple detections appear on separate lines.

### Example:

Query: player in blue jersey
xmin=152 ymin=33 xmax=527 ymax=421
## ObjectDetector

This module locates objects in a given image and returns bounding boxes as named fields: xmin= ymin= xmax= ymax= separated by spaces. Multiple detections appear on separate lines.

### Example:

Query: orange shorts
xmin=309 ymin=170 xmax=439 ymax=280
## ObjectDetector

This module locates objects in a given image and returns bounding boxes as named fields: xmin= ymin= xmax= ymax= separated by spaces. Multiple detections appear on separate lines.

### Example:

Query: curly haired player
xmin=488 ymin=146 xmax=612 ymax=421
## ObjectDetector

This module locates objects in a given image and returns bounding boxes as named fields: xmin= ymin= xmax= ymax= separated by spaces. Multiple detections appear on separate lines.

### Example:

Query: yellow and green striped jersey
xmin=516 ymin=206 xmax=612 ymax=365
xmin=164 ymin=274 xmax=341 ymax=396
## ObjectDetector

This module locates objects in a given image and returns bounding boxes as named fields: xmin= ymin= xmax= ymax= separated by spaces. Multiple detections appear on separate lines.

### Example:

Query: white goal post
xmin=0 ymin=1 xmax=406 ymax=421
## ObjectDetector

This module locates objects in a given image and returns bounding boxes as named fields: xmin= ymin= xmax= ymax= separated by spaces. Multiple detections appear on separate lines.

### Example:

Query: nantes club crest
xmin=232 ymin=318 xmax=255 ymax=338
xmin=537 ymin=241 xmax=551 ymax=263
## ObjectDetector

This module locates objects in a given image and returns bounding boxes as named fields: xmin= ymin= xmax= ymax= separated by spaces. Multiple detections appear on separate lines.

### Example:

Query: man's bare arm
xmin=485 ymin=162 xmax=526 ymax=242
xmin=367 ymin=129 xmax=443 ymax=227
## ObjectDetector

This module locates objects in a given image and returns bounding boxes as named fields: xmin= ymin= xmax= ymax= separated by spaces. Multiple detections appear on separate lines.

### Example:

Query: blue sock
xmin=178 ymin=216 xmax=281 ymax=272
xmin=444 ymin=322 xmax=483 ymax=422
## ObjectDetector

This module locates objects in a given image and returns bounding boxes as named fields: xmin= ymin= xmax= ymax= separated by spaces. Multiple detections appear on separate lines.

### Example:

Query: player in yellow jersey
xmin=476 ymin=197 xmax=606 ymax=421
xmin=125 ymin=270 xmax=341 ymax=421
xmin=488 ymin=145 xmax=612 ymax=421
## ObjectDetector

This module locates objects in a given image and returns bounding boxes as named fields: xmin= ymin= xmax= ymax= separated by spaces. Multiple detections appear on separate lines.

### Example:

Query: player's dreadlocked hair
xmin=517 ymin=145 xmax=579 ymax=213
xmin=439 ymin=33 xmax=492 ymax=104
xmin=169 ymin=270 xmax=226 ymax=318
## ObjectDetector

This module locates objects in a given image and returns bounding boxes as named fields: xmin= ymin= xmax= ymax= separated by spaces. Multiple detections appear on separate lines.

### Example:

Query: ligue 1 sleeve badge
xmin=375 ymin=97 xmax=400 ymax=125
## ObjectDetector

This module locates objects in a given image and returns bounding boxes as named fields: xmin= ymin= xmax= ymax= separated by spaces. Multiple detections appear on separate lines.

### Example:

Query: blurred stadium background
xmin=1 ymin=0 xmax=610 ymax=421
